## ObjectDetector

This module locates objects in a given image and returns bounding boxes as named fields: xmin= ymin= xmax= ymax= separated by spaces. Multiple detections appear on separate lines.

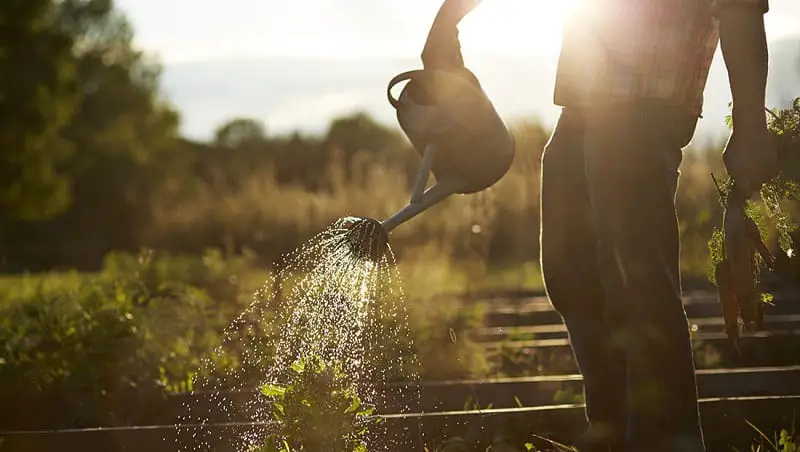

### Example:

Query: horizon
xmin=115 ymin=0 xmax=800 ymax=142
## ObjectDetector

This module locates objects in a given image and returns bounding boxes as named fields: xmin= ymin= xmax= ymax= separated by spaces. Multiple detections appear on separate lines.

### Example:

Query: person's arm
xmin=715 ymin=0 xmax=770 ymax=129
xmin=711 ymin=0 xmax=776 ymax=199
xmin=421 ymin=0 xmax=480 ymax=69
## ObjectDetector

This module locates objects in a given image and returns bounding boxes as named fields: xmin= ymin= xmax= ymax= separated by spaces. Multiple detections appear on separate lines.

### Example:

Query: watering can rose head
xmin=339 ymin=217 xmax=389 ymax=263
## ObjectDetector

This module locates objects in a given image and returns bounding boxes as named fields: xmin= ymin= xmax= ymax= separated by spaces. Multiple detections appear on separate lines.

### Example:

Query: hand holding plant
xmin=710 ymin=98 xmax=800 ymax=346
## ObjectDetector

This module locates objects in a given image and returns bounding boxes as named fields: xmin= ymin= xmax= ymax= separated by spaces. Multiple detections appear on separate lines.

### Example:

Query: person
xmin=538 ymin=0 xmax=778 ymax=451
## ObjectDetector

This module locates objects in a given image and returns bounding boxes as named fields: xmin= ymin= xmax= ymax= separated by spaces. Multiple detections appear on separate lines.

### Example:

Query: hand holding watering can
xmin=421 ymin=0 xmax=482 ymax=68
xmin=380 ymin=0 xmax=514 ymax=232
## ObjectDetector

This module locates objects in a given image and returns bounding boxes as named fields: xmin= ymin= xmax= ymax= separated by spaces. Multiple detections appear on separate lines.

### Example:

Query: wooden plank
xmin=461 ymin=289 xmax=800 ymax=309
xmin=164 ymin=366 xmax=800 ymax=420
xmin=380 ymin=365 xmax=800 ymax=412
xmin=435 ymin=288 xmax=727 ymax=304
xmin=378 ymin=395 xmax=800 ymax=452
xmin=483 ymin=302 xmax=800 ymax=328
xmin=3 ymin=396 xmax=798 ymax=452
xmin=480 ymin=329 xmax=800 ymax=351
xmin=473 ymin=315 xmax=800 ymax=343
xmin=482 ymin=292 xmax=720 ymax=314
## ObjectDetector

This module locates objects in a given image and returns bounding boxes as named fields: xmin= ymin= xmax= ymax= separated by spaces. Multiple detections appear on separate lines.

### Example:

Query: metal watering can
xmin=380 ymin=1 xmax=514 ymax=233
xmin=343 ymin=0 xmax=514 ymax=259
xmin=379 ymin=67 xmax=515 ymax=232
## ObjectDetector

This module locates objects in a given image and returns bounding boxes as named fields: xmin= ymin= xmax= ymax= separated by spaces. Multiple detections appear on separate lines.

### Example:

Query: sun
xmin=457 ymin=0 xmax=576 ymax=57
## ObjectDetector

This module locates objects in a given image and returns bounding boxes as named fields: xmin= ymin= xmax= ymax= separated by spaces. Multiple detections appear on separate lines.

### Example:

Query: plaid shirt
xmin=553 ymin=0 xmax=769 ymax=116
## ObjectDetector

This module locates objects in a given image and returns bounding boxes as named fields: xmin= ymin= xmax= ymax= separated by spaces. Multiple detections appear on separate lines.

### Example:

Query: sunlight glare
xmin=458 ymin=0 xmax=576 ymax=57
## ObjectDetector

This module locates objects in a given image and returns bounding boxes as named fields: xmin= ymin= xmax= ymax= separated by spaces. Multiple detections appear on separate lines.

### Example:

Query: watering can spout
xmin=381 ymin=179 xmax=456 ymax=233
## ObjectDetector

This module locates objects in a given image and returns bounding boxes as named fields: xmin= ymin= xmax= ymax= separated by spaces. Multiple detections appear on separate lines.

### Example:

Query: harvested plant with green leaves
xmin=710 ymin=98 xmax=800 ymax=346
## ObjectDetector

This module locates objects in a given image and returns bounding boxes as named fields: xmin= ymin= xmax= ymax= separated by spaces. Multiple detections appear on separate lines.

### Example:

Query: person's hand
xmin=423 ymin=0 xmax=480 ymax=69
xmin=722 ymin=116 xmax=778 ymax=200
xmin=436 ymin=0 xmax=481 ymax=26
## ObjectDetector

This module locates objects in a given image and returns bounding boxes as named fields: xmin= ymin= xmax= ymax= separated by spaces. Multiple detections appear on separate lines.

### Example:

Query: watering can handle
xmin=386 ymin=70 xmax=427 ymax=110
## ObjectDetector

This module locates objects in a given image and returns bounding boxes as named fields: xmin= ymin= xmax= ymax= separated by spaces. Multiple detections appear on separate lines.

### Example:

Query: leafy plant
xmin=0 ymin=248 xmax=250 ymax=429
xmin=709 ymin=98 xmax=800 ymax=344
xmin=251 ymin=354 xmax=381 ymax=452
xmin=741 ymin=418 xmax=798 ymax=452
xmin=552 ymin=387 xmax=584 ymax=405
xmin=423 ymin=436 xmax=542 ymax=451
xmin=462 ymin=394 xmax=494 ymax=411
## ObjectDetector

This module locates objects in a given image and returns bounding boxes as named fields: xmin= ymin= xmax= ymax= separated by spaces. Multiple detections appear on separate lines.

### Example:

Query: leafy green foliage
xmin=709 ymin=98 xmax=800 ymax=288
xmin=0 ymin=0 xmax=77 ymax=219
xmin=251 ymin=354 xmax=381 ymax=452
xmin=0 ymin=248 xmax=258 ymax=429
xmin=745 ymin=419 xmax=798 ymax=452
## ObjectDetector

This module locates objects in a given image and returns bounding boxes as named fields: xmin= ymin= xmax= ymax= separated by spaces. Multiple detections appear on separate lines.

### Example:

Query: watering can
xmin=378 ymin=0 xmax=515 ymax=233
xmin=342 ymin=0 xmax=514 ymax=261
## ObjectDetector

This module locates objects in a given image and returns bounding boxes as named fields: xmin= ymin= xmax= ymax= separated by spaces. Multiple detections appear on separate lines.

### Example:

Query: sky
xmin=115 ymin=1 xmax=580 ymax=61
xmin=115 ymin=0 xmax=800 ymax=141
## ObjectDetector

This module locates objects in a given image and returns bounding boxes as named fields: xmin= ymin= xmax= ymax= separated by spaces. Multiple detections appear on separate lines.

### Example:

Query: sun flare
xmin=458 ymin=0 xmax=576 ymax=57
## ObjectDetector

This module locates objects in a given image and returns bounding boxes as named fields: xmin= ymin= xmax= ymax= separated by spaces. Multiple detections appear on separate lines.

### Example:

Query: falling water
xmin=176 ymin=217 xmax=422 ymax=451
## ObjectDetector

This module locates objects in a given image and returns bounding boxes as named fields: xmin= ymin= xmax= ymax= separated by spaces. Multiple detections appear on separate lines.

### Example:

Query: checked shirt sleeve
xmin=705 ymin=0 xmax=769 ymax=16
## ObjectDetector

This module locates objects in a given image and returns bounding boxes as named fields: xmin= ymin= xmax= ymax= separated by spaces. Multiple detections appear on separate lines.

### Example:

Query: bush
xmin=0 ymin=249 xmax=258 ymax=429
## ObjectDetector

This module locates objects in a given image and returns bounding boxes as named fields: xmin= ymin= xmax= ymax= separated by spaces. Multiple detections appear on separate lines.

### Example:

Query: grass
xmin=742 ymin=417 xmax=798 ymax=452
xmin=0 ymin=271 xmax=89 ymax=301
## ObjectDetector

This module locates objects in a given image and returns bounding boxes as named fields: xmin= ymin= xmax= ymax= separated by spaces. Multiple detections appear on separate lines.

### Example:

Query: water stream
xmin=177 ymin=217 xmax=422 ymax=451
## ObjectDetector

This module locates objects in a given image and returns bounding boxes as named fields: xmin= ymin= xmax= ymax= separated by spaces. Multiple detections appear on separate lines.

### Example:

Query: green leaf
xmin=345 ymin=396 xmax=362 ymax=414
xmin=290 ymin=359 xmax=305 ymax=374
xmin=260 ymin=384 xmax=286 ymax=398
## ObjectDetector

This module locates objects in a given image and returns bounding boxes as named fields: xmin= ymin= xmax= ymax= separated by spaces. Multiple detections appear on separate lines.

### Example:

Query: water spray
xmin=345 ymin=0 xmax=515 ymax=262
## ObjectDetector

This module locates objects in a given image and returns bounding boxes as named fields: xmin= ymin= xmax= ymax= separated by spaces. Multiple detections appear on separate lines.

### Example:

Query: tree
xmin=52 ymin=0 xmax=180 ymax=262
xmin=0 ymin=0 xmax=77 ymax=220
xmin=214 ymin=117 xmax=267 ymax=149
xmin=1 ymin=0 xmax=181 ymax=270
xmin=323 ymin=112 xmax=413 ymax=185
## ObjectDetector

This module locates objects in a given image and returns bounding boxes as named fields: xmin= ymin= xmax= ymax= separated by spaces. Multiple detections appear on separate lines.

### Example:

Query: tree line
xmin=0 ymin=0 xmax=788 ymax=283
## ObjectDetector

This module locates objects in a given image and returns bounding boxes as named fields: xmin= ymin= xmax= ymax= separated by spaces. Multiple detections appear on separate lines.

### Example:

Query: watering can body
xmin=388 ymin=68 xmax=515 ymax=196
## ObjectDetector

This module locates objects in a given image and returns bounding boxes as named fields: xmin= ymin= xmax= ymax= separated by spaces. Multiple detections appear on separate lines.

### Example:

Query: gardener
xmin=538 ymin=0 xmax=778 ymax=451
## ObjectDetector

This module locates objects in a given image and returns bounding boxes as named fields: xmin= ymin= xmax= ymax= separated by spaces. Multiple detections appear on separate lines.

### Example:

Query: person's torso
xmin=554 ymin=0 xmax=719 ymax=116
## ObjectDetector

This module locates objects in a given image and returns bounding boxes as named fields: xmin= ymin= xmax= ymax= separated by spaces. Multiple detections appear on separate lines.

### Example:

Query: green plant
xmin=424 ymin=435 xmax=569 ymax=451
xmin=710 ymin=99 xmax=800 ymax=276
xmin=461 ymin=394 xmax=494 ymax=411
xmin=742 ymin=419 xmax=798 ymax=452
xmin=709 ymin=98 xmax=800 ymax=342
xmin=251 ymin=354 xmax=381 ymax=452
xmin=0 ymin=248 xmax=254 ymax=429
xmin=424 ymin=436 xmax=540 ymax=452
xmin=494 ymin=329 xmax=540 ymax=377
xmin=552 ymin=387 xmax=584 ymax=405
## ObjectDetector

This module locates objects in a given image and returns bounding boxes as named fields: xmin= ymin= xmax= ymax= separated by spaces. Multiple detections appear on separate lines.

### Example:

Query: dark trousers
xmin=539 ymin=104 xmax=706 ymax=451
